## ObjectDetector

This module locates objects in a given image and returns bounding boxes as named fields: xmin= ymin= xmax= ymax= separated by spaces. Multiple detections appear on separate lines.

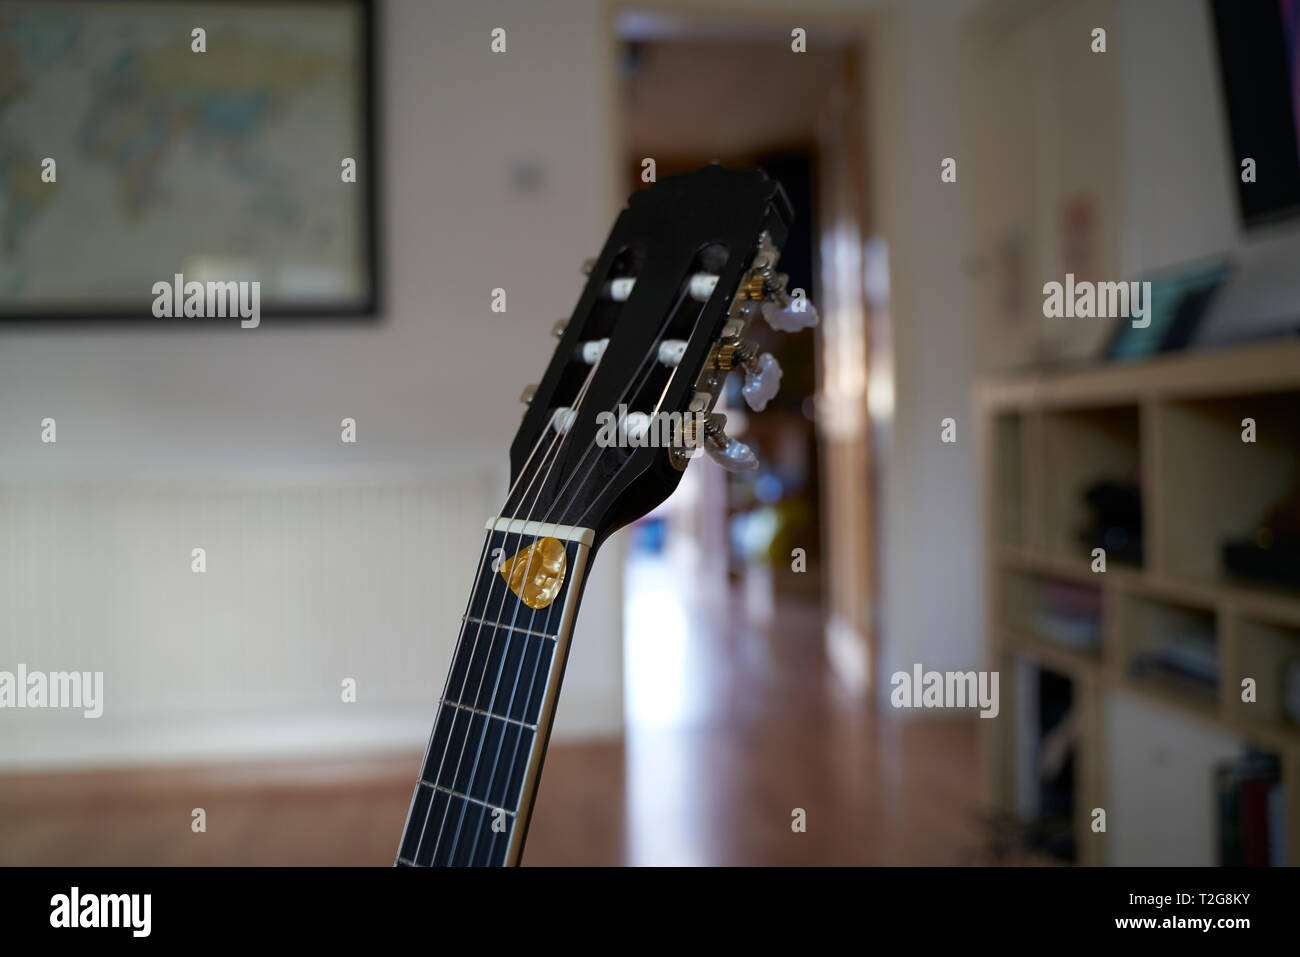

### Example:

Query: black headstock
xmin=504 ymin=165 xmax=808 ymax=550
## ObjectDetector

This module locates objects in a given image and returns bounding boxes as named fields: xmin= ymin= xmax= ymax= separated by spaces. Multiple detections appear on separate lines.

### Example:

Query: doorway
xmin=612 ymin=12 xmax=880 ymax=864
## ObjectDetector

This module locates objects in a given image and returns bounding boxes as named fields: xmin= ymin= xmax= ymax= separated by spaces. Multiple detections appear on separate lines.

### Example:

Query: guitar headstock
xmin=503 ymin=164 xmax=817 ymax=550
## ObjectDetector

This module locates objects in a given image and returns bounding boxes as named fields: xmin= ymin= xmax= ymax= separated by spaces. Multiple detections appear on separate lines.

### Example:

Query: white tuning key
xmin=760 ymin=297 xmax=820 ymax=332
xmin=741 ymin=352 xmax=782 ymax=412
xmin=605 ymin=277 xmax=637 ymax=301
xmin=657 ymin=339 xmax=688 ymax=366
xmin=706 ymin=435 xmax=759 ymax=472
xmin=687 ymin=273 xmax=719 ymax=301
xmin=696 ymin=412 xmax=760 ymax=472
xmin=580 ymin=338 xmax=610 ymax=363
xmin=548 ymin=407 xmax=577 ymax=435
xmin=602 ymin=273 xmax=721 ymax=303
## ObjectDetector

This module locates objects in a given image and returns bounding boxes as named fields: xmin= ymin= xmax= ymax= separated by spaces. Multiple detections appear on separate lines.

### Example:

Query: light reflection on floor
xmin=624 ymin=545 xmax=706 ymax=728
xmin=617 ymin=536 xmax=991 ymax=866
xmin=623 ymin=542 xmax=713 ymax=864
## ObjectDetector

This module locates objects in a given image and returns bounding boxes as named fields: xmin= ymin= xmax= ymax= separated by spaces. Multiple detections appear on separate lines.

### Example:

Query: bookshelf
xmin=978 ymin=339 xmax=1300 ymax=866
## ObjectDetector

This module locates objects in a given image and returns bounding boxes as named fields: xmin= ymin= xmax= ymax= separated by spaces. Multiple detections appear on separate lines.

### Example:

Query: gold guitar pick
xmin=500 ymin=537 xmax=567 ymax=610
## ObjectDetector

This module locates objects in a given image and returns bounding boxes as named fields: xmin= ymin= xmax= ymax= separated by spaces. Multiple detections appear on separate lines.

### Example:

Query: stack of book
xmin=1216 ymin=752 xmax=1286 ymax=866
xmin=1030 ymin=580 xmax=1103 ymax=652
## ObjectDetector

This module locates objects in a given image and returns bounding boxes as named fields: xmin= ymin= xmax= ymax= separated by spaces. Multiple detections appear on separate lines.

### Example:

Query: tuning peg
xmin=708 ymin=436 xmax=759 ymax=472
xmin=520 ymin=384 xmax=537 ymax=405
xmin=698 ymin=413 xmax=759 ymax=472
xmin=741 ymin=352 xmax=782 ymax=412
xmin=760 ymin=297 xmax=819 ymax=332
xmin=549 ymin=407 xmax=577 ymax=434
xmin=658 ymin=339 xmax=688 ymax=367
xmin=552 ymin=319 xmax=567 ymax=338
xmin=748 ymin=270 xmax=819 ymax=332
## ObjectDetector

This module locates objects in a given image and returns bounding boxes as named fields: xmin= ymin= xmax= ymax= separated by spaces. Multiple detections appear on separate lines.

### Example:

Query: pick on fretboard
xmin=396 ymin=520 xmax=593 ymax=866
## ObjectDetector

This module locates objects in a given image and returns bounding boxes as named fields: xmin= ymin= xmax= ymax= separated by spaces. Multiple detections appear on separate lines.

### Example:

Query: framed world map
xmin=0 ymin=0 xmax=377 ymax=319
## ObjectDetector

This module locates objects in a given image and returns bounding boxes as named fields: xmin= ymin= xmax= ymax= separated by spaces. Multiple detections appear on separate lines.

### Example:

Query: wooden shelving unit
xmin=978 ymin=339 xmax=1300 ymax=865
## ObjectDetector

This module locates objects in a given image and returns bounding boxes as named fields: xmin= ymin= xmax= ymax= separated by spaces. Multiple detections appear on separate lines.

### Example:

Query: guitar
xmin=396 ymin=164 xmax=817 ymax=866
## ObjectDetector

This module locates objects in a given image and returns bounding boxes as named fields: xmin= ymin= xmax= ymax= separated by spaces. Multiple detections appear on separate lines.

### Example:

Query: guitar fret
xmin=420 ymin=779 xmax=517 ymax=815
xmin=399 ymin=783 xmax=513 ymax=866
xmin=440 ymin=697 xmax=538 ymax=731
xmin=460 ymin=614 xmax=556 ymax=641
xmin=447 ymin=615 xmax=555 ymax=726
xmin=422 ymin=701 xmax=533 ymax=808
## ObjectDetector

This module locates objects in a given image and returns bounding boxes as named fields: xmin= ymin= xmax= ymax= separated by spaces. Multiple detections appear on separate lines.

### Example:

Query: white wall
xmin=1 ymin=478 xmax=472 ymax=766
xmin=1116 ymin=0 xmax=1238 ymax=275
xmin=0 ymin=0 xmax=625 ymax=767
xmin=867 ymin=4 xmax=984 ymax=694
xmin=961 ymin=0 xmax=1126 ymax=372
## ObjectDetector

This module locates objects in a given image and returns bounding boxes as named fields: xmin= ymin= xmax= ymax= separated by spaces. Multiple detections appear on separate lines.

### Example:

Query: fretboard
xmin=396 ymin=517 xmax=594 ymax=866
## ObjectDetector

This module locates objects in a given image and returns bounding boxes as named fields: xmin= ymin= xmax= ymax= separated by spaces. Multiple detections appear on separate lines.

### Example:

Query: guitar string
xmin=406 ymin=355 xmax=604 ymax=865
xmin=422 ymin=351 xmax=605 ymax=864
xmin=434 ymin=280 xmax=694 ymax=864
xmin=395 ymin=528 xmax=494 ymax=862
xmin=451 ymin=279 xmax=709 ymax=864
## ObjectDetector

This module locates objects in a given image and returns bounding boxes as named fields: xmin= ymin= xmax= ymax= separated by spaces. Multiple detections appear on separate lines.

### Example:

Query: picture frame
xmin=0 ymin=0 xmax=380 ymax=322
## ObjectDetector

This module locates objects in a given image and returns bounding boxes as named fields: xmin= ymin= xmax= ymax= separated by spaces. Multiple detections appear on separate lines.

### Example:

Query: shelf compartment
xmin=1228 ymin=617 xmax=1300 ymax=741
xmin=1001 ymin=569 xmax=1105 ymax=662
xmin=1120 ymin=592 xmax=1220 ymax=708
xmin=1155 ymin=391 xmax=1300 ymax=593
xmin=1041 ymin=404 xmax=1143 ymax=568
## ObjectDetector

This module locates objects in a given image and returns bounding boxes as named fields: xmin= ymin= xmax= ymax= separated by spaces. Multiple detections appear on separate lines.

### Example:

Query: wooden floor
xmin=0 ymin=586 xmax=1017 ymax=866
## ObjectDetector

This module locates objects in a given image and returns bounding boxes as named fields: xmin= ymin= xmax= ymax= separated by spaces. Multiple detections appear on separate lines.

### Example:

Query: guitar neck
xmin=396 ymin=517 xmax=595 ymax=866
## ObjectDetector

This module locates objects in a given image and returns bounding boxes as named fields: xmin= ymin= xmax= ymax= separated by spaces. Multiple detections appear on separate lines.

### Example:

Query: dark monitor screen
xmin=1211 ymin=0 xmax=1300 ymax=228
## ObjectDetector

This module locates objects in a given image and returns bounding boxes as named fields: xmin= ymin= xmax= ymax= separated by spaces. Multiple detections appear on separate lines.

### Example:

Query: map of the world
xmin=0 ymin=1 xmax=370 ymax=315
